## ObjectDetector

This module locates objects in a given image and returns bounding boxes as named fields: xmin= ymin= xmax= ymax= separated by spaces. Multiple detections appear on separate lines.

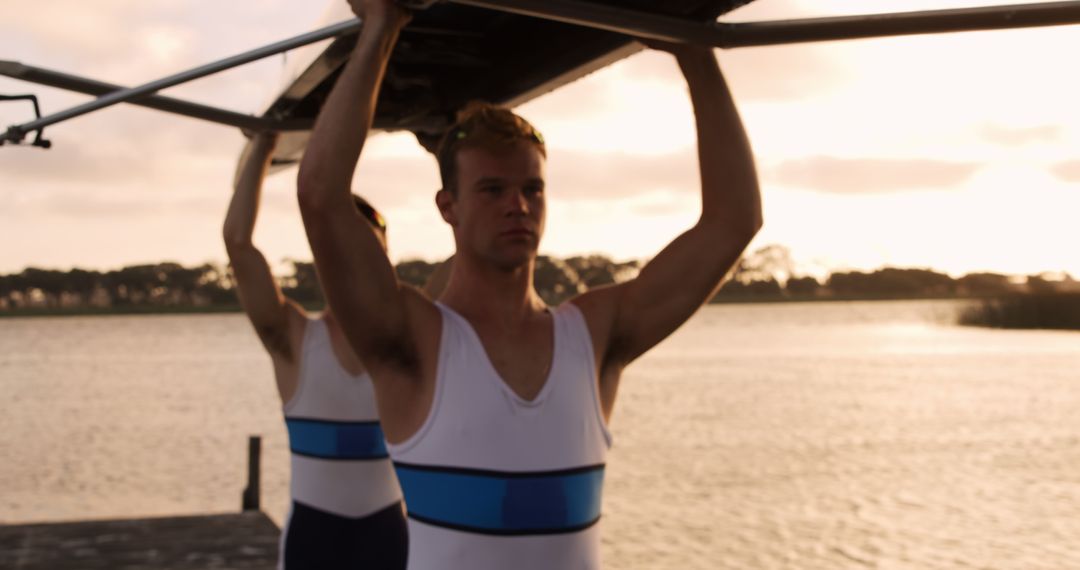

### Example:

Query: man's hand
xmin=241 ymin=126 xmax=280 ymax=142
xmin=349 ymin=0 xmax=412 ymax=28
xmin=248 ymin=130 xmax=279 ymax=155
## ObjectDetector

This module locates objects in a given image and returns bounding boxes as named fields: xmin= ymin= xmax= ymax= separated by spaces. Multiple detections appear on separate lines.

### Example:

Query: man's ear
xmin=435 ymin=188 xmax=457 ymax=226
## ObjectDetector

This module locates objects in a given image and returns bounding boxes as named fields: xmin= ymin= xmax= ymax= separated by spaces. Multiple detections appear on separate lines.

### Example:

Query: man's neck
xmin=439 ymin=253 xmax=547 ymax=325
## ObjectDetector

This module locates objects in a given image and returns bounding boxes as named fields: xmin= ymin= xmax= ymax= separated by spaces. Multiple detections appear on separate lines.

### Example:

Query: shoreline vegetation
xmin=3 ymin=246 xmax=1078 ymax=330
xmin=958 ymin=293 xmax=1080 ymax=331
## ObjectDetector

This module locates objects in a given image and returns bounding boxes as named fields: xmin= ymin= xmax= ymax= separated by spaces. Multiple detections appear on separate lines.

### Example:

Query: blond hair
xmin=435 ymin=101 xmax=546 ymax=194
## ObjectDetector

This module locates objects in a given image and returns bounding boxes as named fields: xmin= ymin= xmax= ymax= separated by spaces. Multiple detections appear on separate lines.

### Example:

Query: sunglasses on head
xmin=451 ymin=126 xmax=545 ymax=146
xmin=356 ymin=201 xmax=387 ymax=232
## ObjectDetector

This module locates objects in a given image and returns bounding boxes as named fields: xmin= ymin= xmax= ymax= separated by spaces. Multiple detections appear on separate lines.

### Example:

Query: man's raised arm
xmin=296 ymin=2 xmax=420 ymax=371
xmin=578 ymin=45 xmax=762 ymax=376
xmin=225 ymin=131 xmax=307 ymax=362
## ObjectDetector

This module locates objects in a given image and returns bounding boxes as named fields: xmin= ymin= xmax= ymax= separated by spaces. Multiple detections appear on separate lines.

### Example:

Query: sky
xmin=2 ymin=0 xmax=1078 ymax=279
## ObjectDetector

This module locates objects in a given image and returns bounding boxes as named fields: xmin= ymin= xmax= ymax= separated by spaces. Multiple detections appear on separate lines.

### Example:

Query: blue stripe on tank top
xmin=285 ymin=418 xmax=389 ymax=460
xmin=394 ymin=462 xmax=605 ymax=535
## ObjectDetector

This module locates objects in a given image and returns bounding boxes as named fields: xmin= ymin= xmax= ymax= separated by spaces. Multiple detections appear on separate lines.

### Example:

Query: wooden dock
xmin=0 ymin=511 xmax=281 ymax=569
xmin=0 ymin=436 xmax=280 ymax=569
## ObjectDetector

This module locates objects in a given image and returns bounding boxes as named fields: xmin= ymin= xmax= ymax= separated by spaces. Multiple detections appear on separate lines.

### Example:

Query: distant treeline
xmin=0 ymin=256 xmax=641 ymax=314
xmin=2 ymin=246 xmax=1077 ymax=318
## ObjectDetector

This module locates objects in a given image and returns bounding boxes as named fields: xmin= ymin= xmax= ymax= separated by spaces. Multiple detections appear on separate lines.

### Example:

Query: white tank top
xmin=388 ymin=302 xmax=612 ymax=570
xmin=283 ymin=317 xmax=402 ymax=518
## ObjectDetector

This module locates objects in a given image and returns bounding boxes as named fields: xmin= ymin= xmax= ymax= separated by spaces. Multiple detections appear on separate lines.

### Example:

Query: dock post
xmin=242 ymin=435 xmax=262 ymax=511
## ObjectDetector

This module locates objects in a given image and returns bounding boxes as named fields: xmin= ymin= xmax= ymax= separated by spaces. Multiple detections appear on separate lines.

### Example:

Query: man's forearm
xmin=677 ymin=49 xmax=761 ymax=234
xmin=224 ymin=135 xmax=276 ymax=246
xmin=297 ymin=14 xmax=407 ymax=204
xmin=293 ymin=5 xmax=416 ymax=368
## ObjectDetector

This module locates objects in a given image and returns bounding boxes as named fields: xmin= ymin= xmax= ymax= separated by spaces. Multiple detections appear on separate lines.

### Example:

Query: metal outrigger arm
xmin=0 ymin=94 xmax=51 ymax=148
xmin=0 ymin=61 xmax=308 ymax=135
xmin=0 ymin=18 xmax=361 ymax=147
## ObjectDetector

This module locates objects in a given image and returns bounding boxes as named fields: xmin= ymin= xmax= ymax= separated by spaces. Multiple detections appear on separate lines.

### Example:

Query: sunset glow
xmin=2 ymin=0 xmax=1077 ymax=278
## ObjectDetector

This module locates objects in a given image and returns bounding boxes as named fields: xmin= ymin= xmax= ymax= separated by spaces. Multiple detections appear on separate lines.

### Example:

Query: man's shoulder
xmin=283 ymin=299 xmax=312 ymax=327
xmin=401 ymin=284 xmax=443 ymax=324
xmin=568 ymin=283 xmax=623 ymax=322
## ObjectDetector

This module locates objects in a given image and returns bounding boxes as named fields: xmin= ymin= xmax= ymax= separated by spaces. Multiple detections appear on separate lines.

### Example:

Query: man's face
xmin=439 ymin=139 xmax=546 ymax=271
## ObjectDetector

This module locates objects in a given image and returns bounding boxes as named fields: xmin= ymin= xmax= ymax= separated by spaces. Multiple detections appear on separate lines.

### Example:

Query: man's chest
xmin=472 ymin=321 xmax=554 ymax=401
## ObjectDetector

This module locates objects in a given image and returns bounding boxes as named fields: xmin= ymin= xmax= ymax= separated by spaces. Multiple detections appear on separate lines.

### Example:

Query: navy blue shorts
xmin=283 ymin=501 xmax=408 ymax=569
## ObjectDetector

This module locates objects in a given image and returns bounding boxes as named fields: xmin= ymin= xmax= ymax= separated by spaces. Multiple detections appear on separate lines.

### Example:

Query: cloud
xmin=352 ymin=148 xmax=702 ymax=209
xmin=766 ymin=156 xmax=982 ymax=193
xmin=4 ymin=1 xmax=306 ymax=61
xmin=0 ymin=109 xmax=243 ymax=186
xmin=628 ymin=194 xmax=694 ymax=217
xmin=0 ymin=105 xmax=253 ymax=225
xmin=2 ymin=0 xmax=319 ymax=115
xmin=5 ymin=1 xmax=157 ymax=63
xmin=591 ymin=0 xmax=852 ymax=103
xmin=520 ymin=42 xmax=850 ymax=148
xmin=606 ymin=45 xmax=850 ymax=103
xmin=1051 ymin=160 xmax=1080 ymax=183
xmin=978 ymin=123 xmax=1061 ymax=146
xmin=294 ymin=147 xmax=704 ymax=214
xmin=352 ymin=155 xmax=441 ymax=209
xmin=724 ymin=45 xmax=852 ymax=102
xmin=9 ymin=190 xmax=221 ymax=221
xmin=545 ymin=148 xmax=700 ymax=201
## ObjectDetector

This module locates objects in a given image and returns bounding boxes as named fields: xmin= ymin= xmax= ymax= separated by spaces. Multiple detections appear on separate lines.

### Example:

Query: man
xmin=225 ymin=131 xmax=411 ymax=569
xmin=297 ymin=1 xmax=761 ymax=568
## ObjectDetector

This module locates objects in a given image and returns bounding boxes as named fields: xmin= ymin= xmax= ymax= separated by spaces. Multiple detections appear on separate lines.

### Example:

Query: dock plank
xmin=0 ymin=512 xmax=280 ymax=569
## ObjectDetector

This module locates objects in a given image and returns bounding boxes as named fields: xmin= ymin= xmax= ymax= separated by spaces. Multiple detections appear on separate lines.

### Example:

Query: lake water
xmin=2 ymin=300 xmax=1078 ymax=569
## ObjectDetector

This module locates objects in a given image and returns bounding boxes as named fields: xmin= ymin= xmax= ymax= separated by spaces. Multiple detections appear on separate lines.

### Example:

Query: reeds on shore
xmin=959 ymin=292 xmax=1080 ymax=331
